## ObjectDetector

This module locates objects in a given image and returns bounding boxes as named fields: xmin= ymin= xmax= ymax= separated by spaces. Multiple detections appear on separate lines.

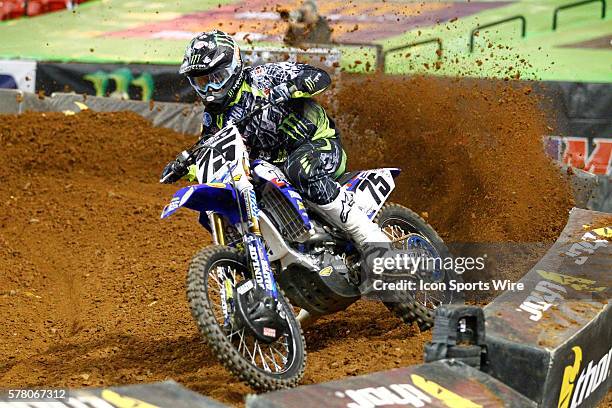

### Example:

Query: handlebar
xmin=159 ymin=99 xmax=278 ymax=184
xmin=231 ymin=101 xmax=274 ymax=126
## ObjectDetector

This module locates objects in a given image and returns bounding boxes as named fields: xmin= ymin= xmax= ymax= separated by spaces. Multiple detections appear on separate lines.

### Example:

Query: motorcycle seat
xmin=336 ymin=171 xmax=360 ymax=184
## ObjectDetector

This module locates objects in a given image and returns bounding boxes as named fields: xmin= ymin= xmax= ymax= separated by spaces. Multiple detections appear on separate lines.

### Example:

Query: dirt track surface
xmin=0 ymin=111 xmax=428 ymax=405
xmin=0 ymin=76 xmax=575 ymax=406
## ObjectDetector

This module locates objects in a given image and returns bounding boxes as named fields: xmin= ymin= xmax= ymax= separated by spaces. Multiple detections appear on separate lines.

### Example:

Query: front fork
xmin=209 ymin=213 xmax=226 ymax=246
xmin=208 ymin=187 xmax=279 ymax=299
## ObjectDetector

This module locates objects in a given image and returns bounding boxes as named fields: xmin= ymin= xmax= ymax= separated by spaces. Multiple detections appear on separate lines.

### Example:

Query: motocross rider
xmin=161 ymin=30 xmax=389 ymax=249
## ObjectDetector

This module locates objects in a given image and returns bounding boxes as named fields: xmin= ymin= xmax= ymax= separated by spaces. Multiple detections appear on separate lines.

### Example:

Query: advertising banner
xmin=0 ymin=60 xmax=37 ymax=92
xmin=34 ymin=47 xmax=339 ymax=103
xmin=35 ymin=62 xmax=194 ymax=102
xmin=484 ymin=208 xmax=611 ymax=406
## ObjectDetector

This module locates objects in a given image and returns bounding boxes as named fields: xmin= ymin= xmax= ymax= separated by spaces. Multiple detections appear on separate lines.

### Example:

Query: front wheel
xmin=375 ymin=203 xmax=465 ymax=330
xmin=187 ymin=245 xmax=306 ymax=391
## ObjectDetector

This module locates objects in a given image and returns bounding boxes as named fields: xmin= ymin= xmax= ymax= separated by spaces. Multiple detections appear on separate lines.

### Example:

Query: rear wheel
xmin=187 ymin=245 xmax=306 ymax=391
xmin=375 ymin=203 xmax=464 ymax=330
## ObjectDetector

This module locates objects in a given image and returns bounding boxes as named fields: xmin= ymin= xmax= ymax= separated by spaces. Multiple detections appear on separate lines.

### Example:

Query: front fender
xmin=161 ymin=183 xmax=240 ymax=224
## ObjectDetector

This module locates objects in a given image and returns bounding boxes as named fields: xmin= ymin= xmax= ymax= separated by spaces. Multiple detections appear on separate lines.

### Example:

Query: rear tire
xmin=375 ymin=203 xmax=464 ymax=330
xmin=187 ymin=245 xmax=306 ymax=391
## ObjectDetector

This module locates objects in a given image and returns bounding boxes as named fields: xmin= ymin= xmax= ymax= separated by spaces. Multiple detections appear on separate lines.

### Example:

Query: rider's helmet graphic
xmin=179 ymin=30 xmax=244 ymax=114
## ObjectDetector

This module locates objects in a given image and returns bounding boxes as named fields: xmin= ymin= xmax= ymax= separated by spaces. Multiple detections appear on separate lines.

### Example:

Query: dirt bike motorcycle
xmin=160 ymin=101 xmax=463 ymax=391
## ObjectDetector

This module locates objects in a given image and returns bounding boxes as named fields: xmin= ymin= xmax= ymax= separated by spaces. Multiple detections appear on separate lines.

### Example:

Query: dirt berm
xmin=0 ymin=76 xmax=576 ymax=406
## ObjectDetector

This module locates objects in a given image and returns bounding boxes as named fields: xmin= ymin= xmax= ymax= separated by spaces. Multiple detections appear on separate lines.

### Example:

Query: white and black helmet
xmin=180 ymin=30 xmax=244 ymax=112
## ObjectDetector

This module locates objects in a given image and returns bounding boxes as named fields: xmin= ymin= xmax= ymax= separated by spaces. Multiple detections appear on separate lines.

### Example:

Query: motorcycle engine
xmin=320 ymin=250 xmax=350 ymax=281
xmin=276 ymin=244 xmax=361 ymax=316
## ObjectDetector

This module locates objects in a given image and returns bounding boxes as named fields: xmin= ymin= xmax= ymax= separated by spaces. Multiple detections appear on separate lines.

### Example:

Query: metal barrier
xmin=383 ymin=38 xmax=443 ymax=66
xmin=553 ymin=0 xmax=607 ymax=30
xmin=469 ymin=15 xmax=527 ymax=52
xmin=335 ymin=42 xmax=384 ymax=72
xmin=279 ymin=42 xmax=384 ymax=72
xmin=241 ymin=46 xmax=341 ymax=73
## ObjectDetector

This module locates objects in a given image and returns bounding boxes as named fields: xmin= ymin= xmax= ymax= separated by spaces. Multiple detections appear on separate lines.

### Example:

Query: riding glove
xmin=270 ymin=83 xmax=292 ymax=104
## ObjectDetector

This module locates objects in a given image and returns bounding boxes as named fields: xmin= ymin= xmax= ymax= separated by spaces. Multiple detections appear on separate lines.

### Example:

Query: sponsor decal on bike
xmin=243 ymin=188 xmax=260 ymax=221
xmin=246 ymin=235 xmax=276 ymax=295
xmin=237 ymin=279 xmax=254 ymax=295
xmin=270 ymin=177 xmax=287 ymax=187
xmin=161 ymin=197 xmax=181 ymax=218
xmin=558 ymin=346 xmax=612 ymax=408
xmin=253 ymin=160 xmax=288 ymax=182
xmin=178 ymin=186 xmax=195 ymax=206
xmin=347 ymin=169 xmax=396 ymax=220
xmin=319 ymin=266 xmax=333 ymax=277
xmin=219 ymin=278 xmax=233 ymax=326
xmin=197 ymin=132 xmax=238 ymax=183
xmin=333 ymin=374 xmax=481 ymax=408
xmin=263 ymin=327 xmax=276 ymax=338
xmin=205 ymin=182 xmax=227 ymax=188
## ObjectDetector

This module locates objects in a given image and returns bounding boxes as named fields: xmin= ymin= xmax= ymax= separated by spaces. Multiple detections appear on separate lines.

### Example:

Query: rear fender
xmin=160 ymin=183 xmax=241 ymax=224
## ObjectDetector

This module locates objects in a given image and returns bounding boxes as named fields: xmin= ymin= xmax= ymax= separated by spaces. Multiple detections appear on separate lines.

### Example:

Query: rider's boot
xmin=296 ymin=309 xmax=317 ymax=328
xmin=315 ymin=187 xmax=390 ymax=248
xmin=316 ymin=187 xmax=395 ymax=298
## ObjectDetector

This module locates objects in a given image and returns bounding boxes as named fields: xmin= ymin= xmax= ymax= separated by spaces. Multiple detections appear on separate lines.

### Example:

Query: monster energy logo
xmin=305 ymin=77 xmax=316 ymax=92
xmin=83 ymin=68 xmax=154 ymax=101
xmin=280 ymin=113 xmax=310 ymax=141
xmin=190 ymin=54 xmax=201 ymax=65
xmin=215 ymin=31 xmax=235 ymax=47
xmin=300 ymin=155 xmax=312 ymax=174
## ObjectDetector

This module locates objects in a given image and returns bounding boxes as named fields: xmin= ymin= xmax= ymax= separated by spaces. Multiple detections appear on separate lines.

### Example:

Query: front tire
xmin=187 ymin=245 xmax=306 ymax=391
xmin=375 ymin=203 xmax=464 ymax=330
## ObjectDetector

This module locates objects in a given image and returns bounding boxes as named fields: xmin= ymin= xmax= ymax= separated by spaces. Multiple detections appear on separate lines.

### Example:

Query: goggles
xmin=188 ymin=50 xmax=239 ymax=95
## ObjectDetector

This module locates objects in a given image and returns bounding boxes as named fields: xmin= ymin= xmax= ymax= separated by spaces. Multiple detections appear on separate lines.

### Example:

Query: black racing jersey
xmin=201 ymin=62 xmax=338 ymax=163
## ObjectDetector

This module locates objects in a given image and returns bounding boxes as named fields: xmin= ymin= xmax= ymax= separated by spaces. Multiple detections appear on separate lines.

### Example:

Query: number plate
xmin=353 ymin=169 xmax=395 ymax=219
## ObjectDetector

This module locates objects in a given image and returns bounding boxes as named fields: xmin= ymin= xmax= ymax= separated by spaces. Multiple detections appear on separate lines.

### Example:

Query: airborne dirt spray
xmin=325 ymin=73 xmax=574 ymax=244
